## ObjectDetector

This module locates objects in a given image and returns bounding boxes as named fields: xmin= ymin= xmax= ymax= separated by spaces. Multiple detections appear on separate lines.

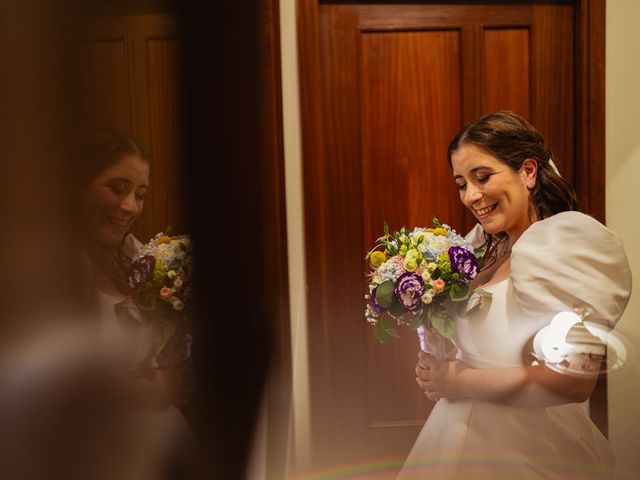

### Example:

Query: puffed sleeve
xmin=465 ymin=223 xmax=485 ymax=248
xmin=510 ymin=211 xmax=632 ymax=328
xmin=123 ymin=233 xmax=143 ymax=257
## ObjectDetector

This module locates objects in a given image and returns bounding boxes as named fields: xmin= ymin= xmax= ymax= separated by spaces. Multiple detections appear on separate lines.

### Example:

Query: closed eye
xmin=456 ymin=183 xmax=467 ymax=191
xmin=105 ymin=182 xmax=127 ymax=195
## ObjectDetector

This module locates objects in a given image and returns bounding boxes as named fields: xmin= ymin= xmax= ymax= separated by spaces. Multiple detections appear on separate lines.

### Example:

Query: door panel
xmin=361 ymin=28 xmax=464 ymax=433
xmin=483 ymin=28 xmax=531 ymax=117
xmin=80 ymin=14 xmax=184 ymax=242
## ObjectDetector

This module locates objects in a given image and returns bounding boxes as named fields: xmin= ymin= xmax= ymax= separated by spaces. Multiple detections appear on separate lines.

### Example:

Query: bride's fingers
xmin=425 ymin=391 xmax=440 ymax=402
xmin=415 ymin=365 xmax=433 ymax=382
xmin=415 ymin=363 xmax=431 ymax=378
xmin=418 ymin=351 xmax=437 ymax=369
xmin=416 ymin=376 xmax=439 ymax=395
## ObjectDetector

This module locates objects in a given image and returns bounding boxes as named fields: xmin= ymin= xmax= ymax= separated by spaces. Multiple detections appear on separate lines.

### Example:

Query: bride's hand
xmin=415 ymin=351 xmax=468 ymax=401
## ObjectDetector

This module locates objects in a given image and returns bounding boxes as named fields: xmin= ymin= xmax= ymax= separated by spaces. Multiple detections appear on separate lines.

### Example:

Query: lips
xmin=107 ymin=215 xmax=132 ymax=228
xmin=474 ymin=204 xmax=497 ymax=219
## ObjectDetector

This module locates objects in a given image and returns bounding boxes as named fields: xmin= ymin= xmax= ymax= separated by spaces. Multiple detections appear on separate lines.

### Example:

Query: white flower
xmin=412 ymin=231 xmax=433 ymax=246
xmin=421 ymin=291 xmax=433 ymax=304
xmin=173 ymin=278 xmax=184 ymax=289
xmin=378 ymin=260 xmax=403 ymax=282
xmin=365 ymin=305 xmax=379 ymax=325
xmin=419 ymin=236 xmax=452 ymax=260
xmin=172 ymin=300 xmax=184 ymax=311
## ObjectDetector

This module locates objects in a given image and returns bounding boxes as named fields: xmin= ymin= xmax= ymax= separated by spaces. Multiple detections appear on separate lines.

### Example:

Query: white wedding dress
xmin=97 ymin=234 xmax=196 ymax=476
xmin=398 ymin=212 xmax=632 ymax=479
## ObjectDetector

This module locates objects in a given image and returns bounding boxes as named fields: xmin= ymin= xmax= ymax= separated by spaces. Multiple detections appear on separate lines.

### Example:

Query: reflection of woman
xmin=80 ymin=129 xmax=194 ymax=445
xmin=398 ymin=112 xmax=631 ymax=479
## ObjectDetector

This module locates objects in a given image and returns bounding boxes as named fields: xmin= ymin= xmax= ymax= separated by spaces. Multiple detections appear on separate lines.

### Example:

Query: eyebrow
xmin=106 ymin=177 xmax=149 ymax=188
xmin=453 ymin=165 xmax=494 ymax=180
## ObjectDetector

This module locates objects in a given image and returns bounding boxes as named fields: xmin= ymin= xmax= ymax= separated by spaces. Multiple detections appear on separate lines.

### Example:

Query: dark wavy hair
xmin=447 ymin=111 xmax=579 ymax=267
xmin=80 ymin=128 xmax=151 ymax=186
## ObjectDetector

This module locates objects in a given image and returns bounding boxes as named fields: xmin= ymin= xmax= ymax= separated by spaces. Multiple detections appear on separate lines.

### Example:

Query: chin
xmin=99 ymin=228 xmax=126 ymax=247
xmin=478 ymin=219 xmax=504 ymax=236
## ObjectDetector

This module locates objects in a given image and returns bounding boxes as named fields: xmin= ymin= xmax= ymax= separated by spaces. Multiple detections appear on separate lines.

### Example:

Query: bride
xmin=398 ymin=111 xmax=632 ymax=479
xmin=80 ymin=129 xmax=196 ymax=473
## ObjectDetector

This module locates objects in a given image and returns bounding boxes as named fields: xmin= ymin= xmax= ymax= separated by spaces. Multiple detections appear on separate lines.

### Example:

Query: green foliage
xmin=388 ymin=300 xmax=406 ymax=318
xmin=464 ymin=287 xmax=493 ymax=315
xmin=375 ymin=280 xmax=395 ymax=308
xmin=431 ymin=311 xmax=455 ymax=339
xmin=409 ymin=308 xmax=427 ymax=330
xmin=436 ymin=252 xmax=452 ymax=278
xmin=374 ymin=317 xmax=400 ymax=344
xmin=152 ymin=319 xmax=177 ymax=350
xmin=449 ymin=283 xmax=470 ymax=302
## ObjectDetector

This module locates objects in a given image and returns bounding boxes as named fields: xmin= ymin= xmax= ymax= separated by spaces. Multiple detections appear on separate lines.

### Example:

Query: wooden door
xmin=297 ymin=0 xmax=604 ymax=473
xmin=80 ymin=13 xmax=184 ymax=243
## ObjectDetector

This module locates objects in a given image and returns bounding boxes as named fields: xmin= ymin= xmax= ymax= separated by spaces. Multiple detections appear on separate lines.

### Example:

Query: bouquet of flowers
xmin=365 ymin=218 xmax=489 ymax=355
xmin=125 ymin=229 xmax=194 ymax=365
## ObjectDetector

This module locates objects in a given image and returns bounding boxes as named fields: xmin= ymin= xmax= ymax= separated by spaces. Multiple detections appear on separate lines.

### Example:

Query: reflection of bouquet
xmin=365 ymin=218 xmax=487 ymax=350
xmin=125 ymin=230 xmax=194 ymax=365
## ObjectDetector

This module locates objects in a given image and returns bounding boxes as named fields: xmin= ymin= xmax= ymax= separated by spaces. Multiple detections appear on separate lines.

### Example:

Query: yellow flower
xmin=157 ymin=235 xmax=171 ymax=244
xmin=404 ymin=249 xmax=419 ymax=272
xmin=433 ymin=227 xmax=448 ymax=237
xmin=404 ymin=257 xmax=418 ymax=272
xmin=399 ymin=244 xmax=408 ymax=257
xmin=370 ymin=251 xmax=387 ymax=267
xmin=436 ymin=252 xmax=452 ymax=276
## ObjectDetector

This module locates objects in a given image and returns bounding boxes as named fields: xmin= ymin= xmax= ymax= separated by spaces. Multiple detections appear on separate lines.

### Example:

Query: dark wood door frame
xmin=296 ymin=0 xmax=608 ymax=456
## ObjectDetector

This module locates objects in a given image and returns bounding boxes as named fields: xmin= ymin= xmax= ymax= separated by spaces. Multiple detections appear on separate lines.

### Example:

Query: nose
xmin=463 ymin=183 xmax=482 ymax=207
xmin=119 ymin=192 xmax=139 ymax=215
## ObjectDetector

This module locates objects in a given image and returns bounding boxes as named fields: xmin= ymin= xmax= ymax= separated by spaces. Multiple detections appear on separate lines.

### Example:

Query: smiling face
xmin=451 ymin=144 xmax=537 ymax=239
xmin=84 ymin=155 xmax=150 ymax=248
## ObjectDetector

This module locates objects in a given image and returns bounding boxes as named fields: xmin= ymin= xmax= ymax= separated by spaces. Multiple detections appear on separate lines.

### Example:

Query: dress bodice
xmin=453 ymin=279 xmax=545 ymax=369
xmin=97 ymin=290 xmax=155 ymax=374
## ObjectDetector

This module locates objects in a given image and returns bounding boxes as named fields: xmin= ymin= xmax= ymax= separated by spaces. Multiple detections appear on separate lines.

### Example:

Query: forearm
xmin=455 ymin=363 xmax=597 ymax=408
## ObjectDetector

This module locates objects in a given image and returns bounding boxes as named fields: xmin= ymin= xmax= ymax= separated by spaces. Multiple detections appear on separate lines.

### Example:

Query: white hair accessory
xmin=548 ymin=158 xmax=561 ymax=176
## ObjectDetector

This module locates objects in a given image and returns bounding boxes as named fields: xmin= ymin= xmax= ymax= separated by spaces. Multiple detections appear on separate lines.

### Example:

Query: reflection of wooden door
xmin=298 ymin=0 xmax=604 ymax=472
xmin=80 ymin=14 xmax=184 ymax=242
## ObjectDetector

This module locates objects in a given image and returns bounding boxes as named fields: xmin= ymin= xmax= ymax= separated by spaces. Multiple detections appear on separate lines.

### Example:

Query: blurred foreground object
xmin=0 ymin=322 xmax=198 ymax=480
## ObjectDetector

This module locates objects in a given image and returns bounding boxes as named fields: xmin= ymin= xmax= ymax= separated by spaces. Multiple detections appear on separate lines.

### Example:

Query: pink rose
xmin=160 ymin=287 xmax=172 ymax=299
xmin=432 ymin=279 xmax=445 ymax=293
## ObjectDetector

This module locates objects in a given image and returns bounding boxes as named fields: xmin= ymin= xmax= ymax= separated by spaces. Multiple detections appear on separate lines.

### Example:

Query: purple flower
xmin=448 ymin=246 xmax=479 ymax=280
xmin=370 ymin=287 xmax=386 ymax=313
xmin=394 ymin=272 xmax=425 ymax=313
xmin=128 ymin=255 xmax=155 ymax=289
xmin=179 ymin=281 xmax=194 ymax=306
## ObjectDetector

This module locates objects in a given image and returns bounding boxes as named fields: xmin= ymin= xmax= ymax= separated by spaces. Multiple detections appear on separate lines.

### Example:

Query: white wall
xmin=606 ymin=1 xmax=640 ymax=478
xmin=280 ymin=0 xmax=313 ymax=474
